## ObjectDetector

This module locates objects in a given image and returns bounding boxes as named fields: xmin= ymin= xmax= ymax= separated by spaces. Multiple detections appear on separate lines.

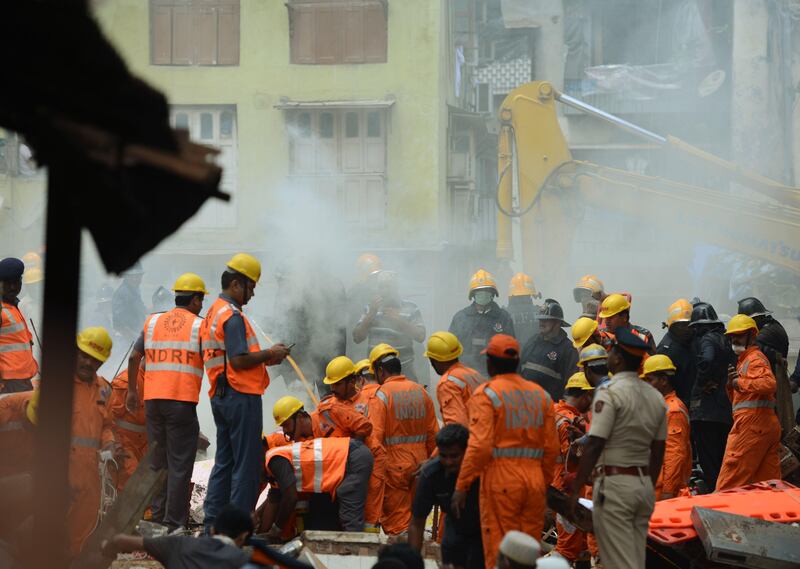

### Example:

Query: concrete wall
xmin=94 ymin=0 xmax=447 ymax=253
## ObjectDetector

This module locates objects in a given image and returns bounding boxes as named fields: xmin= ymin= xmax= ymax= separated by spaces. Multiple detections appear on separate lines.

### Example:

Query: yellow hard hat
xmin=571 ymin=317 xmax=599 ymax=349
xmin=598 ymin=293 xmax=631 ymax=318
xmin=356 ymin=254 xmax=382 ymax=279
xmin=22 ymin=251 xmax=42 ymax=269
xmin=469 ymin=269 xmax=498 ymax=298
xmin=77 ymin=326 xmax=113 ymax=363
xmin=26 ymin=389 xmax=40 ymax=426
xmin=354 ymin=359 xmax=372 ymax=375
xmin=725 ymin=314 xmax=758 ymax=336
xmin=640 ymin=354 xmax=677 ymax=378
xmin=323 ymin=356 xmax=357 ymax=385
xmin=424 ymin=331 xmax=463 ymax=362
xmin=369 ymin=343 xmax=399 ymax=365
xmin=578 ymin=343 xmax=608 ymax=368
xmin=172 ymin=272 xmax=209 ymax=294
xmin=23 ymin=267 xmax=43 ymax=285
xmin=273 ymin=396 xmax=304 ymax=426
xmin=666 ymin=299 xmax=692 ymax=327
xmin=226 ymin=253 xmax=262 ymax=283
xmin=573 ymin=274 xmax=604 ymax=298
xmin=508 ymin=273 xmax=537 ymax=297
xmin=565 ymin=372 xmax=593 ymax=391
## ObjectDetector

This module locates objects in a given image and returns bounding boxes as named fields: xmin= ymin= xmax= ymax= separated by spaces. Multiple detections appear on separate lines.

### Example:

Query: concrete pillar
xmin=730 ymin=0 xmax=785 ymax=184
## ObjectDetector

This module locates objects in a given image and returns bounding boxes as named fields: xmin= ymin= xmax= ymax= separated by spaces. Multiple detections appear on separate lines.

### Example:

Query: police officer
xmin=504 ymin=272 xmax=542 ymax=347
xmin=568 ymin=328 xmax=667 ymax=569
xmin=519 ymin=300 xmax=578 ymax=402
xmin=448 ymin=269 xmax=515 ymax=375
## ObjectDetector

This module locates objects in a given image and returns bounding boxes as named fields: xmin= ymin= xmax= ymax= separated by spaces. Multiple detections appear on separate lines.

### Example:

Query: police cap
xmin=612 ymin=327 xmax=649 ymax=357
xmin=0 ymin=258 xmax=25 ymax=281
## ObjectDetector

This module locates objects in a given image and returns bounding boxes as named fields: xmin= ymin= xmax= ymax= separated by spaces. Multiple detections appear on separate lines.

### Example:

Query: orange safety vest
xmin=0 ymin=302 xmax=38 ymax=380
xmin=143 ymin=308 xmax=204 ymax=403
xmin=264 ymin=437 xmax=350 ymax=495
xmin=312 ymin=395 xmax=373 ymax=439
xmin=729 ymin=346 xmax=777 ymax=414
xmin=201 ymin=296 xmax=269 ymax=397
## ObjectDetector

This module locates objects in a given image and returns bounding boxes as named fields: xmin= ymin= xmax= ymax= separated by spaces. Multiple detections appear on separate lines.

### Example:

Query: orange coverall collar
xmin=737 ymin=344 xmax=760 ymax=363
xmin=383 ymin=375 xmax=408 ymax=385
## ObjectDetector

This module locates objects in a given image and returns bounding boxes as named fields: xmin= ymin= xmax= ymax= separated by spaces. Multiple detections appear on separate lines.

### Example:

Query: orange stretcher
xmin=648 ymin=480 xmax=800 ymax=546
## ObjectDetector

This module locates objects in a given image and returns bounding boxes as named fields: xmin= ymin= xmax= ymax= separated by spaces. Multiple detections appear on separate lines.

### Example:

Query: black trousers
xmin=691 ymin=420 xmax=731 ymax=490
xmin=337 ymin=439 xmax=374 ymax=531
xmin=146 ymin=399 xmax=200 ymax=528
xmin=1 ymin=379 xmax=33 ymax=393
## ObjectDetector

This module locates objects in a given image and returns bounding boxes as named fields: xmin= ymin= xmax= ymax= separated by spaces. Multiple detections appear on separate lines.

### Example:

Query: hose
xmin=250 ymin=320 xmax=319 ymax=405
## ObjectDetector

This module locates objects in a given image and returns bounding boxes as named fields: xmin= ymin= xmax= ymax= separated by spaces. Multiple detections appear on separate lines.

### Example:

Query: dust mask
xmin=732 ymin=344 xmax=746 ymax=355
xmin=473 ymin=290 xmax=494 ymax=306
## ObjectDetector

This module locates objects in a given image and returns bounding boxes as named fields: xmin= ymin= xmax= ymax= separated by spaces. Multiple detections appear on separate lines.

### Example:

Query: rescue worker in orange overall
xmin=127 ymin=272 xmax=208 ymax=529
xmin=641 ymin=354 xmax=691 ymax=500
xmin=353 ymin=358 xmax=377 ymax=415
xmin=426 ymin=331 xmax=486 ymax=426
xmin=354 ymin=357 xmax=388 ymax=531
xmin=263 ymin=437 xmax=373 ymax=539
xmin=0 ymin=257 xmax=38 ymax=393
xmin=202 ymin=254 xmax=290 ymax=532
xmin=69 ymin=327 xmax=119 ymax=557
xmin=716 ymin=315 xmax=781 ymax=490
xmin=452 ymin=334 xmax=559 ymax=569
xmin=107 ymin=363 xmax=146 ymax=491
xmin=552 ymin=372 xmax=594 ymax=563
xmin=368 ymin=343 xmax=438 ymax=535
xmin=0 ymin=388 xmax=38 ymax=477
xmin=313 ymin=356 xmax=375 ymax=439
xmin=599 ymin=294 xmax=656 ymax=353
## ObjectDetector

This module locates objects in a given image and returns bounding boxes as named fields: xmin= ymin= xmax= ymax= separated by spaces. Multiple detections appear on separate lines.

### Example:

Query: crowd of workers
xmin=0 ymin=250 xmax=796 ymax=569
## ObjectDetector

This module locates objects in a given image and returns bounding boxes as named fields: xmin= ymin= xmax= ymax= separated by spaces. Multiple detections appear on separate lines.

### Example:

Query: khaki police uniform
xmin=588 ymin=370 xmax=667 ymax=569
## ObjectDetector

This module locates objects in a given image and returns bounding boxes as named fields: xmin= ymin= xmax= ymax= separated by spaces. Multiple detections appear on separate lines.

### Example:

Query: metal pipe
xmin=554 ymin=91 xmax=667 ymax=144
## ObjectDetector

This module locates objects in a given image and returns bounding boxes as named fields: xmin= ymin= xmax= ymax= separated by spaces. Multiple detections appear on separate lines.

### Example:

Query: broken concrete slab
xmin=691 ymin=506 xmax=800 ymax=569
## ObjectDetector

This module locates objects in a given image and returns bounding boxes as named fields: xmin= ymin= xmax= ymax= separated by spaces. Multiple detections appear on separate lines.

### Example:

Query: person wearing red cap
xmin=567 ymin=328 xmax=667 ymax=569
xmin=452 ymin=334 xmax=559 ymax=569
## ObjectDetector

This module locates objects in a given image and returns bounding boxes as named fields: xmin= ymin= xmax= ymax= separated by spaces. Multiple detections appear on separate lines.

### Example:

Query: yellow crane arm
xmin=496 ymin=81 xmax=800 ymax=277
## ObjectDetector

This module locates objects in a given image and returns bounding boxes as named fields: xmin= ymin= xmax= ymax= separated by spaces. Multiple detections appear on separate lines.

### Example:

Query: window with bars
xmin=287 ymin=109 xmax=387 ymax=227
xmin=150 ymin=0 xmax=240 ymax=66
xmin=171 ymin=106 xmax=238 ymax=228
xmin=287 ymin=0 xmax=388 ymax=65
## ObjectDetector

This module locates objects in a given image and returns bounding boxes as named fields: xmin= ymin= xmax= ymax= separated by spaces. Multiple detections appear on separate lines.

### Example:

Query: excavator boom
xmin=496 ymin=81 xmax=800 ymax=278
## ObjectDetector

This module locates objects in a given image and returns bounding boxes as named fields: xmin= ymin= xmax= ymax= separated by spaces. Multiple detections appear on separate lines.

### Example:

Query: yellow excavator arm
xmin=496 ymin=81 xmax=800 ymax=277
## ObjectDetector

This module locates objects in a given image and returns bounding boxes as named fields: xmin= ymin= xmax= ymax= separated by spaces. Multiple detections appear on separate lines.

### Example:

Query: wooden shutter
xmin=343 ymin=6 xmax=365 ymax=63
xmin=341 ymin=111 xmax=363 ymax=173
xmin=194 ymin=5 xmax=218 ymax=65
xmin=172 ymin=4 xmax=194 ymax=64
xmin=364 ymin=2 xmax=387 ymax=63
xmin=290 ymin=4 xmax=315 ymax=64
xmin=151 ymin=5 xmax=174 ymax=64
xmin=314 ymin=6 xmax=340 ymax=64
xmin=217 ymin=2 xmax=240 ymax=65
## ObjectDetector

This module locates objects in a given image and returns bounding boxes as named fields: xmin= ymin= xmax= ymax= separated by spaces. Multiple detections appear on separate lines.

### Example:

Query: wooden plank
xmin=70 ymin=446 xmax=166 ymax=569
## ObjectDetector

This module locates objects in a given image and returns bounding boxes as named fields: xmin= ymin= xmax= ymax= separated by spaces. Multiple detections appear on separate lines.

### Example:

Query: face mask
xmin=473 ymin=290 xmax=494 ymax=306
xmin=732 ymin=344 xmax=746 ymax=355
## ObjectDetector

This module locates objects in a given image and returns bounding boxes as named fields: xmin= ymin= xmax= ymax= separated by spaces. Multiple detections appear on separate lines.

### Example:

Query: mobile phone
xmin=287 ymin=343 xmax=296 ymax=351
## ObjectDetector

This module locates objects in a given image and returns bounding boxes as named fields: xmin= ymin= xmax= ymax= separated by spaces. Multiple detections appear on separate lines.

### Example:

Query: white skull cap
xmin=498 ymin=530 xmax=540 ymax=566
xmin=534 ymin=556 xmax=570 ymax=569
